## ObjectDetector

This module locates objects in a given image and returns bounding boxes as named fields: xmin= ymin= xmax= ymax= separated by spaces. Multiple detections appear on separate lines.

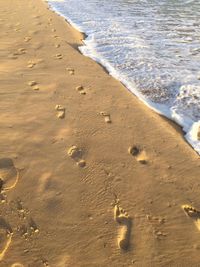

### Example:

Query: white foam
xmin=186 ymin=121 xmax=200 ymax=154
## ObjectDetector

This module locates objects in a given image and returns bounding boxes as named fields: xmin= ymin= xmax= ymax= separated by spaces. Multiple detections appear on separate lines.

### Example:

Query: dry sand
xmin=0 ymin=0 xmax=200 ymax=266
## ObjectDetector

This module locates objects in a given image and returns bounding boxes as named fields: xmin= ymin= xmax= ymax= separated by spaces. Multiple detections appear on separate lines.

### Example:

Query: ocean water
xmin=48 ymin=0 xmax=200 ymax=154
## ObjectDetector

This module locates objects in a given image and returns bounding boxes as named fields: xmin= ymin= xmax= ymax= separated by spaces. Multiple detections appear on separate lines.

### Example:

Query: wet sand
xmin=0 ymin=0 xmax=200 ymax=266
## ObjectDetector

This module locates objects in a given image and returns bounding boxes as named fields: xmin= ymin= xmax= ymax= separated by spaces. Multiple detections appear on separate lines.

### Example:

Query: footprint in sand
xmin=0 ymin=217 xmax=13 ymax=261
xmin=114 ymin=204 xmax=132 ymax=250
xmin=27 ymin=60 xmax=36 ymax=69
xmin=77 ymin=160 xmax=86 ymax=168
xmin=100 ymin=111 xmax=112 ymax=123
xmin=18 ymin=217 xmax=39 ymax=239
xmin=14 ymin=28 xmax=21 ymax=32
xmin=28 ymin=81 xmax=39 ymax=91
xmin=66 ymin=68 xmax=75 ymax=75
xmin=128 ymin=145 xmax=148 ymax=164
xmin=54 ymin=54 xmax=63 ymax=60
xmin=67 ymin=146 xmax=86 ymax=168
xmin=76 ymin=86 xmax=86 ymax=95
xmin=15 ymin=198 xmax=27 ymax=219
xmin=24 ymin=36 xmax=32 ymax=42
xmin=53 ymin=35 xmax=60 ymax=39
xmin=27 ymin=59 xmax=44 ymax=69
xmin=0 ymin=158 xmax=19 ymax=192
xmin=18 ymin=224 xmax=28 ymax=239
xmin=0 ymin=192 xmax=6 ymax=204
xmin=182 ymin=204 xmax=200 ymax=231
xmin=28 ymin=217 xmax=39 ymax=234
xmin=55 ymin=105 xmax=65 ymax=119
xmin=13 ymin=48 xmax=26 ymax=56
xmin=67 ymin=146 xmax=82 ymax=159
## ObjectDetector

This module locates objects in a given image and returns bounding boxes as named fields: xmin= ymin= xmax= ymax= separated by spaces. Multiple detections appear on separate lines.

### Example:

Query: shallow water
xmin=48 ymin=0 xmax=200 ymax=154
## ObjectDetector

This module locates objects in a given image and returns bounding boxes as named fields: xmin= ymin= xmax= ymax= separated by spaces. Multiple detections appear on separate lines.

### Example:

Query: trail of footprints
xmin=0 ymin=159 xmax=40 ymax=265
xmin=3 ymin=9 xmax=200 ymax=264
xmin=41 ymin=28 xmax=200 ymax=251
xmin=113 ymin=202 xmax=200 ymax=251
xmin=0 ymin=159 xmax=19 ymax=261
xmin=4 ymin=9 xmax=50 ymax=246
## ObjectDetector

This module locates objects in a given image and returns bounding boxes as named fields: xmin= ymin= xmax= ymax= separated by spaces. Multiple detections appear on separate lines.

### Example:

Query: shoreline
xmin=1 ymin=0 xmax=200 ymax=266
xmin=47 ymin=0 xmax=200 ymax=155
xmin=45 ymin=0 xmax=190 ymax=148
xmin=46 ymin=0 xmax=187 ymax=146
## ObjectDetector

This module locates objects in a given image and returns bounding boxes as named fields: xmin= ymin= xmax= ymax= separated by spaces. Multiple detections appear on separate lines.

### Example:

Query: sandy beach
xmin=0 ymin=0 xmax=200 ymax=266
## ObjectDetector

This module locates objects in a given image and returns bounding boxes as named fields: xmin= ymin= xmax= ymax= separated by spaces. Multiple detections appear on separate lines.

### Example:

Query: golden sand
xmin=0 ymin=0 xmax=200 ymax=266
